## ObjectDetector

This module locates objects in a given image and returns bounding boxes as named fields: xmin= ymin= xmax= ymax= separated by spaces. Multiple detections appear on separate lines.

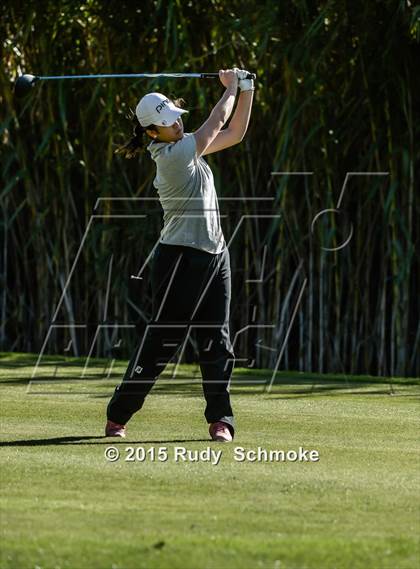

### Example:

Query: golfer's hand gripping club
xmin=218 ymin=69 xmax=239 ymax=91
xmin=234 ymin=68 xmax=255 ymax=92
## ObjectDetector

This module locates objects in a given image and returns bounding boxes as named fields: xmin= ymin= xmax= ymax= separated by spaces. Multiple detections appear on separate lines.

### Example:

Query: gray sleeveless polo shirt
xmin=147 ymin=133 xmax=226 ymax=254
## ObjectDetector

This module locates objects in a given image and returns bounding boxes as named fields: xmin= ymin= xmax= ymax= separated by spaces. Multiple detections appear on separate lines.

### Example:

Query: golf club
xmin=14 ymin=71 xmax=257 ymax=98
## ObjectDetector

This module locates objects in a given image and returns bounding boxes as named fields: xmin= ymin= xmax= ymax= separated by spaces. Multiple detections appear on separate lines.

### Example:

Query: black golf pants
xmin=106 ymin=243 xmax=235 ymax=435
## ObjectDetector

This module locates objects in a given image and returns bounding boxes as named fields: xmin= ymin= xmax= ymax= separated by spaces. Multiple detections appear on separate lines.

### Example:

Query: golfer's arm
xmin=227 ymin=89 xmax=254 ymax=141
xmin=202 ymin=89 xmax=254 ymax=156
xmin=194 ymin=85 xmax=237 ymax=156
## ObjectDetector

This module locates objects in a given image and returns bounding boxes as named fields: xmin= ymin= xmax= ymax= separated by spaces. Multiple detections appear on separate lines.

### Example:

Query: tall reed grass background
xmin=1 ymin=0 xmax=418 ymax=377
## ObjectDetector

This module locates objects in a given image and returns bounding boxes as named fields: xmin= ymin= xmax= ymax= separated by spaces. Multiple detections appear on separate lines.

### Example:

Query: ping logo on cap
xmin=156 ymin=98 xmax=170 ymax=113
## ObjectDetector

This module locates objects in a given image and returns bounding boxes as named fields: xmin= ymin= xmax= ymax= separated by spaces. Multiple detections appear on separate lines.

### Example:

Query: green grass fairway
xmin=1 ymin=353 xmax=419 ymax=569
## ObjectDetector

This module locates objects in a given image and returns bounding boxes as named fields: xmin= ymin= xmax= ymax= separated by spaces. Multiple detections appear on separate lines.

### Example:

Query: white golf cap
xmin=135 ymin=92 xmax=188 ymax=127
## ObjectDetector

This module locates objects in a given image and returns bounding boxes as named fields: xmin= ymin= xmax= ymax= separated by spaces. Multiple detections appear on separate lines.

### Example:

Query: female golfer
xmin=106 ymin=68 xmax=254 ymax=442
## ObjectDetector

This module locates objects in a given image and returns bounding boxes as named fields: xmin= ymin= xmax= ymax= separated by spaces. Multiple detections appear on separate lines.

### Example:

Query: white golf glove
xmin=234 ymin=68 xmax=255 ymax=92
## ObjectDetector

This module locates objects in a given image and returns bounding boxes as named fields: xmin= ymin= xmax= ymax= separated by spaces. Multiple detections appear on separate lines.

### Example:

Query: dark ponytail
xmin=114 ymin=109 xmax=157 ymax=159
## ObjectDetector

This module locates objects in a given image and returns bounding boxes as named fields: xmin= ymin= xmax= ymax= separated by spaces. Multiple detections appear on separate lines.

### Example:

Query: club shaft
xmin=36 ymin=72 xmax=256 ymax=80
xmin=38 ymin=73 xmax=203 ymax=79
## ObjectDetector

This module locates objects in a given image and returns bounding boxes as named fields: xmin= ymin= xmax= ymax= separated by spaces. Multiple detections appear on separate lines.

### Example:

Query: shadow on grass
xmin=1 ymin=376 xmax=124 ymax=384
xmin=0 ymin=353 xmax=123 ymax=367
xmin=0 ymin=436 xmax=211 ymax=447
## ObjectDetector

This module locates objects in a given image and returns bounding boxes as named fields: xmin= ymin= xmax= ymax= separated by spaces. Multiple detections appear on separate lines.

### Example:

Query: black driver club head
xmin=14 ymin=74 xmax=38 ymax=98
